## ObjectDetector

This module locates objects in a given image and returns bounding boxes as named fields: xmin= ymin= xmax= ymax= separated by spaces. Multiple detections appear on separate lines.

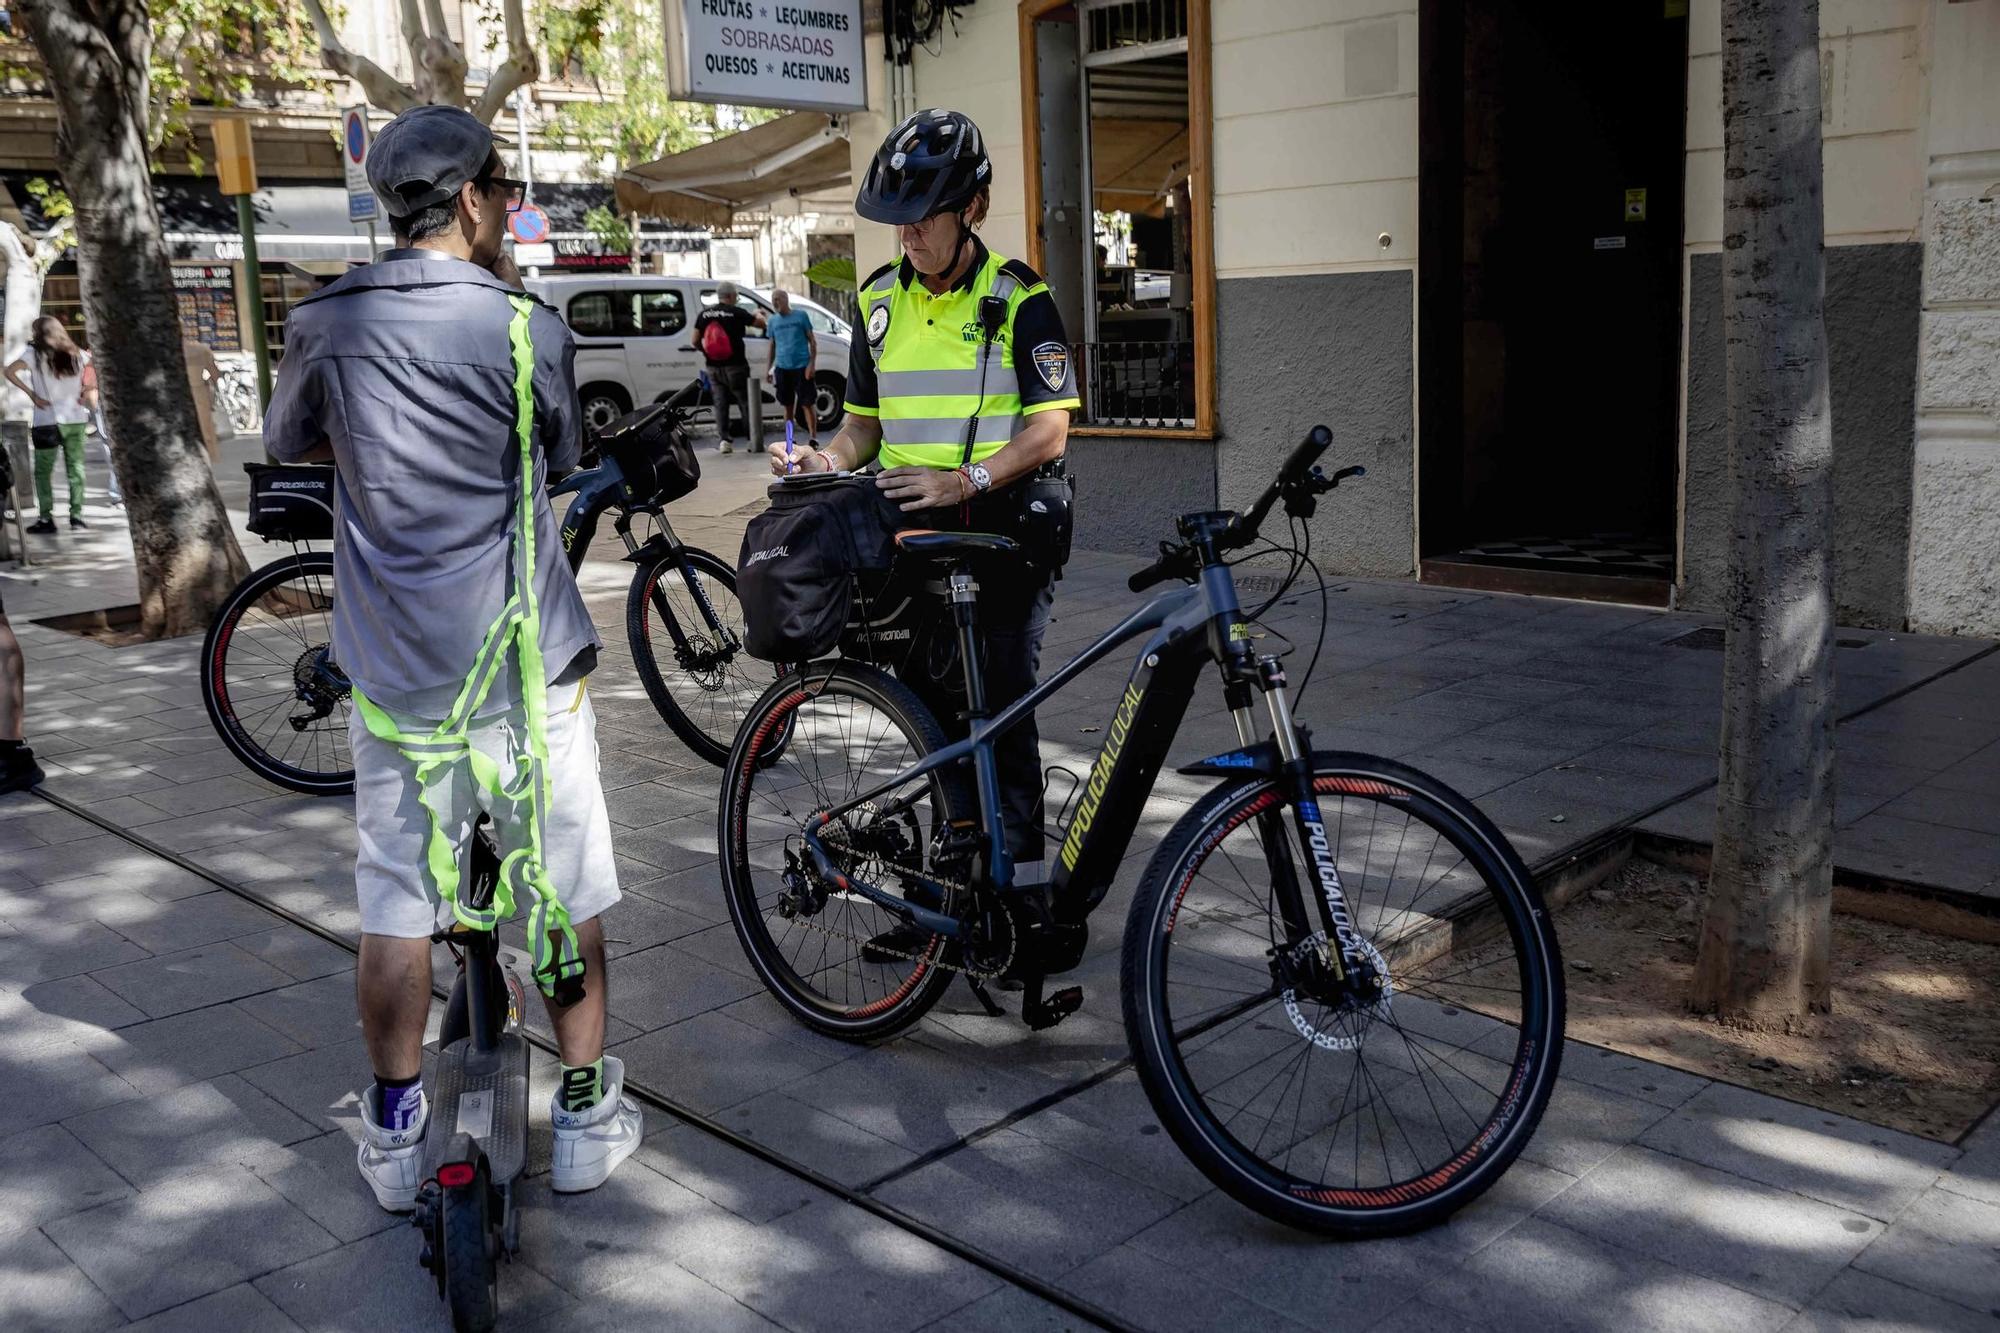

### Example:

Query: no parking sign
xmin=508 ymin=206 xmax=549 ymax=245
xmin=343 ymin=107 xmax=376 ymax=223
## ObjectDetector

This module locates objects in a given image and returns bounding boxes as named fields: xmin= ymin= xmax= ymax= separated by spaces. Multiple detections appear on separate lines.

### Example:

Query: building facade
xmin=843 ymin=0 xmax=2000 ymax=636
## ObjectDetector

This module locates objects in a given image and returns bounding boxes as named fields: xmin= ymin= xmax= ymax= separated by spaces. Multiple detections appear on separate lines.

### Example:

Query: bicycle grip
xmin=1129 ymin=555 xmax=1180 ymax=593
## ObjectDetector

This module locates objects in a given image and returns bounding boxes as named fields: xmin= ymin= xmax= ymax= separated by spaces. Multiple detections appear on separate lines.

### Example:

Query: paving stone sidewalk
xmin=4 ymin=433 xmax=1998 ymax=1330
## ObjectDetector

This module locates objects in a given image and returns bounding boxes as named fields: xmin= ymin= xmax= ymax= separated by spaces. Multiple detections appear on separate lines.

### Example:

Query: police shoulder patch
xmin=1030 ymin=341 xmax=1069 ymax=392
xmin=866 ymin=303 xmax=890 ymax=344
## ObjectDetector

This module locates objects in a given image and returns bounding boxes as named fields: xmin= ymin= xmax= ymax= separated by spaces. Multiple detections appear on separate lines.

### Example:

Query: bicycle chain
xmin=784 ymin=831 xmax=1015 ymax=983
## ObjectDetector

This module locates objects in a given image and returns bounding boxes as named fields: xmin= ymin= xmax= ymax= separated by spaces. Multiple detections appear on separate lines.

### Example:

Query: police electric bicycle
xmin=201 ymin=382 xmax=762 ymax=793
xmin=718 ymin=427 xmax=1565 ymax=1235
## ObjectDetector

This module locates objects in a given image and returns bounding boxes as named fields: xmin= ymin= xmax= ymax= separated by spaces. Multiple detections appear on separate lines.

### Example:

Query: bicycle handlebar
xmin=1238 ymin=425 xmax=1332 ymax=546
xmin=1126 ymin=425 xmax=1339 ymax=593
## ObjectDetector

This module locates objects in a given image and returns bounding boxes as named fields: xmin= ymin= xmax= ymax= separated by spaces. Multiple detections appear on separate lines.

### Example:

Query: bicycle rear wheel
xmin=719 ymin=662 xmax=974 ymax=1041
xmin=1122 ymin=752 xmax=1563 ymax=1235
xmin=199 ymin=550 xmax=354 ymax=795
xmin=627 ymin=544 xmax=769 ymax=766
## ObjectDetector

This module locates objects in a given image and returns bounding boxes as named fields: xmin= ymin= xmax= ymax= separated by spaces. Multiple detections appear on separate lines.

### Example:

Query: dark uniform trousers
xmin=898 ymin=546 xmax=1055 ymax=867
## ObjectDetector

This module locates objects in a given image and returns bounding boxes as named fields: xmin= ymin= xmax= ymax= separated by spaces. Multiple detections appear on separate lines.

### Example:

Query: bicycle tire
xmin=441 ymin=1160 xmax=498 ymax=1332
xmin=1121 ymin=752 xmax=1563 ymax=1236
xmin=626 ymin=544 xmax=768 ymax=767
xmin=719 ymin=661 xmax=974 ymax=1041
xmin=199 ymin=550 xmax=354 ymax=796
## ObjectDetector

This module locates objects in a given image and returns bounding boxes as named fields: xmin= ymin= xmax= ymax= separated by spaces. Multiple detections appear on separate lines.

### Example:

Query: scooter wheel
xmin=442 ymin=1160 xmax=499 ymax=1332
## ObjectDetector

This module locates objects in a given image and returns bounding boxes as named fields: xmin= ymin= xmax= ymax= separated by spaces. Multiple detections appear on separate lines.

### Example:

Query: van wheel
xmin=813 ymin=373 xmax=845 ymax=431
xmin=580 ymin=384 xmax=632 ymax=437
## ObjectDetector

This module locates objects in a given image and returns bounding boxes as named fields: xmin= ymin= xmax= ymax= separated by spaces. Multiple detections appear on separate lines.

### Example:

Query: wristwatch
xmin=962 ymin=463 xmax=993 ymax=494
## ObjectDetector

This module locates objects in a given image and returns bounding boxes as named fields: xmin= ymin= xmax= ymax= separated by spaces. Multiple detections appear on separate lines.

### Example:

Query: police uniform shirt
xmin=842 ymin=237 xmax=1080 ymax=471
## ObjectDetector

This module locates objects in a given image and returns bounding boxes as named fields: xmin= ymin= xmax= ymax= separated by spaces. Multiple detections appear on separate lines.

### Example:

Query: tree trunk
xmin=1691 ymin=0 xmax=1835 ymax=1026
xmin=22 ymin=0 xmax=248 ymax=637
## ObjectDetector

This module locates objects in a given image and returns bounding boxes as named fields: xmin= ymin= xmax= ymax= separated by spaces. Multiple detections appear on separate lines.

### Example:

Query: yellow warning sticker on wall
xmin=1625 ymin=187 xmax=1649 ymax=223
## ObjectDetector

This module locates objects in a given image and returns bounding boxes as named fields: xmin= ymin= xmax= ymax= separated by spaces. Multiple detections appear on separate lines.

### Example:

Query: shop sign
xmin=667 ymin=0 xmax=867 ymax=113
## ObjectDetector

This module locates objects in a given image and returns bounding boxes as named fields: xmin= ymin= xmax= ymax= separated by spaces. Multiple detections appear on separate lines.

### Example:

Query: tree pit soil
xmin=1441 ymin=858 xmax=2000 ymax=1142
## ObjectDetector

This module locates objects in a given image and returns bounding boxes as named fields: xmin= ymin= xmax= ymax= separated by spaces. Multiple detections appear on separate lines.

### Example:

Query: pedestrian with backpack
xmin=692 ymin=280 xmax=764 ymax=454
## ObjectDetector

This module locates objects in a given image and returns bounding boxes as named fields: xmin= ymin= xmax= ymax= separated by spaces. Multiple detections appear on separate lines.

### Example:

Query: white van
xmin=523 ymin=274 xmax=854 ymax=436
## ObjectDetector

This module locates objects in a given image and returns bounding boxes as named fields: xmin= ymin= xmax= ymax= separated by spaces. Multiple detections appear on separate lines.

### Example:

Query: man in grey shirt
xmin=265 ymin=105 xmax=639 ymax=1209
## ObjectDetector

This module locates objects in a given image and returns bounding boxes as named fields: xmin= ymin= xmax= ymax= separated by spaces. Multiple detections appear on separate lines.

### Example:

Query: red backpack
xmin=701 ymin=313 xmax=736 ymax=362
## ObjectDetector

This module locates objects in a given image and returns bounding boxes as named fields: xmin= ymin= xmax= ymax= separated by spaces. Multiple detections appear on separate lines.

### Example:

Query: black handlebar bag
xmin=738 ymin=474 xmax=900 ymax=662
xmin=596 ymin=403 xmax=700 ymax=509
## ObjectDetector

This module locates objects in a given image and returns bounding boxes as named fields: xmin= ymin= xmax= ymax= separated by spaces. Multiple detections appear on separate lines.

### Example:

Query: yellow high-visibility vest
xmin=846 ymin=246 xmax=1079 ymax=471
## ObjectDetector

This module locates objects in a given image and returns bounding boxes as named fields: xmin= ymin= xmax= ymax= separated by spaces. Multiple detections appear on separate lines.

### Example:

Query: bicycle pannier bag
xmin=596 ymin=403 xmax=700 ymax=509
xmin=738 ymin=475 xmax=899 ymax=662
xmin=244 ymin=463 xmax=336 ymax=541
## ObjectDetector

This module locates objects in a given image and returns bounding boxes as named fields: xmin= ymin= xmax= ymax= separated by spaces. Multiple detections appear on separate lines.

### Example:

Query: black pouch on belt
xmin=1014 ymin=458 xmax=1076 ymax=580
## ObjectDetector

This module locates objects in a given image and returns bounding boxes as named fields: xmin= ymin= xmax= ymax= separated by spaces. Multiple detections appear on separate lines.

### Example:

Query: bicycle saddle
xmin=893 ymin=530 xmax=1022 ymax=566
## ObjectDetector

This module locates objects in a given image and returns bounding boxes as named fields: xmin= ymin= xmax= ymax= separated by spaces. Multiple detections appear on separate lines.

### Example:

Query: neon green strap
xmin=353 ymin=294 xmax=584 ymax=1001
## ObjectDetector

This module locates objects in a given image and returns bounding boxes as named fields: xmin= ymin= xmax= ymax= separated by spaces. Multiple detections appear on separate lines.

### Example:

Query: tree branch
xmin=471 ymin=0 xmax=539 ymax=125
xmin=302 ymin=0 xmax=421 ymax=113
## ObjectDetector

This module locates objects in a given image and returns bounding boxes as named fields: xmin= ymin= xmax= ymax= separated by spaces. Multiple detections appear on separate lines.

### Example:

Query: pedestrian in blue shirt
xmin=763 ymin=288 xmax=818 ymax=446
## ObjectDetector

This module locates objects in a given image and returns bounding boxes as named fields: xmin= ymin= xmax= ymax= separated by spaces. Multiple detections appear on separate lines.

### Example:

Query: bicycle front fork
xmin=1235 ymin=655 xmax=1373 ymax=996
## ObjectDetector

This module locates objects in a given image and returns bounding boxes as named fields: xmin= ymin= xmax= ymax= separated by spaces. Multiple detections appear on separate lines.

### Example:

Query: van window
xmin=567 ymin=292 xmax=618 ymax=337
xmin=634 ymin=289 xmax=685 ymax=335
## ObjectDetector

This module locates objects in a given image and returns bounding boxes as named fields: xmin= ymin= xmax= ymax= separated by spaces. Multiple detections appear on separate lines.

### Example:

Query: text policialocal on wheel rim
xmin=1142 ymin=773 xmax=1556 ymax=1218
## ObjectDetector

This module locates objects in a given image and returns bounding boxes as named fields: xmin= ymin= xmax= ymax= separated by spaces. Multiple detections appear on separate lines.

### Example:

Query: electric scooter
xmin=412 ymin=819 xmax=529 ymax=1332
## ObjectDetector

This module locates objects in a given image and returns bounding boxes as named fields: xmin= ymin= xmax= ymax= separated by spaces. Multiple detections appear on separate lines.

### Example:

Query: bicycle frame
xmin=800 ymin=553 xmax=1291 ymax=939
xmin=552 ymin=457 xmax=739 ymax=664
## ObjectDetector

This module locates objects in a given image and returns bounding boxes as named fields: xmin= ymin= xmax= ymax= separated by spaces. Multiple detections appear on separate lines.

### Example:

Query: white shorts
xmin=351 ymin=680 xmax=621 ymax=938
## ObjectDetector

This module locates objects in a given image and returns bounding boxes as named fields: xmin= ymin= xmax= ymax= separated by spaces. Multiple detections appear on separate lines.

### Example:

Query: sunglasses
xmin=480 ymin=176 xmax=528 ymax=212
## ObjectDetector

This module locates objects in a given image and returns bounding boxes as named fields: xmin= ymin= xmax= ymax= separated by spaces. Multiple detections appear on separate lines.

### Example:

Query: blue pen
xmin=785 ymin=416 xmax=797 ymax=474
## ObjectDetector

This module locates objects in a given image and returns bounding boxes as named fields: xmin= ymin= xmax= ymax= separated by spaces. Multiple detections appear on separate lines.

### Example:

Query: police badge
xmin=866 ymin=304 xmax=890 ymax=345
xmin=1031 ymin=341 xmax=1069 ymax=393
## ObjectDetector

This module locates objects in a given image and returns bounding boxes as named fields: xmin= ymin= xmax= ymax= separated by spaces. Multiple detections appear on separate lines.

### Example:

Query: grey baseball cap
xmin=366 ymin=105 xmax=502 ymax=219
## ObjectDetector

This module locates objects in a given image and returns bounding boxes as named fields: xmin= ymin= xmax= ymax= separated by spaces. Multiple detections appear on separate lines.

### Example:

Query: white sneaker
xmin=717 ymin=440 xmax=735 ymax=455
xmin=550 ymin=1055 xmax=642 ymax=1193
xmin=357 ymin=1086 xmax=428 ymax=1212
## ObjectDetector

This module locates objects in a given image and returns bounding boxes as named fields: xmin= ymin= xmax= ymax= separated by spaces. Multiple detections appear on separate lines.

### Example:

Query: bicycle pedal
xmin=1023 ymin=985 xmax=1083 ymax=1031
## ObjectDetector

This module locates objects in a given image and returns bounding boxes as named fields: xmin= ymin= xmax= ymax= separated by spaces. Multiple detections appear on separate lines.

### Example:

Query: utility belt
xmin=953 ymin=457 xmax=1076 ymax=583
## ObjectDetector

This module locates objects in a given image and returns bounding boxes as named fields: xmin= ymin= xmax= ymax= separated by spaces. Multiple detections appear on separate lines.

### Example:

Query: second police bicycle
xmin=200 ymin=382 xmax=765 ymax=792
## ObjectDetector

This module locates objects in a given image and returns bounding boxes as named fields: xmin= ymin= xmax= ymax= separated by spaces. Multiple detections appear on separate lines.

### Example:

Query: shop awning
xmin=615 ymin=114 xmax=851 ymax=228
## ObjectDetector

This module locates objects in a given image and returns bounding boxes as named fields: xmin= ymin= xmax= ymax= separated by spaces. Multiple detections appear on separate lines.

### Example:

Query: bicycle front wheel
xmin=1122 ymin=752 xmax=1563 ymax=1236
xmin=199 ymin=550 xmax=354 ymax=795
xmin=627 ymin=544 xmax=768 ymax=766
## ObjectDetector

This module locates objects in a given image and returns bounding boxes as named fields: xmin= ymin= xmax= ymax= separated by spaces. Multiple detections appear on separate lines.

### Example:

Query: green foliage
xmin=148 ymin=0 xmax=331 ymax=166
xmin=24 ymin=176 xmax=72 ymax=222
xmin=582 ymin=205 xmax=632 ymax=253
xmin=803 ymin=256 xmax=856 ymax=293
xmin=537 ymin=0 xmax=781 ymax=178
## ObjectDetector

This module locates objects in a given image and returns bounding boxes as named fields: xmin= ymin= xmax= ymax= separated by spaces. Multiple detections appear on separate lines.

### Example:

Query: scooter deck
xmin=423 ymin=1031 xmax=530 ymax=1183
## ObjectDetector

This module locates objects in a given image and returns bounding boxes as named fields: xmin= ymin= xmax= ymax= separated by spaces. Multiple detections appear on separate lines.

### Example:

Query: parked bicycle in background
xmin=201 ymin=384 xmax=763 ymax=792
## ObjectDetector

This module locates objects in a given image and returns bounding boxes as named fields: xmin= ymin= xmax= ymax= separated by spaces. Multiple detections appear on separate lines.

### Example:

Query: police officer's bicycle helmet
xmin=855 ymin=109 xmax=991 ymax=226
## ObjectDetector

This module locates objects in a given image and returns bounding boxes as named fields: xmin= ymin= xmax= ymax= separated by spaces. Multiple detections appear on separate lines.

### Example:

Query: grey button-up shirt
xmin=264 ymin=249 xmax=599 ymax=717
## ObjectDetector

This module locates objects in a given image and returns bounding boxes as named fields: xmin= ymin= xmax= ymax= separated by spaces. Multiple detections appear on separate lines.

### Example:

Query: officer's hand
xmin=767 ymin=440 xmax=829 ymax=476
xmin=877 ymin=465 xmax=965 ymax=512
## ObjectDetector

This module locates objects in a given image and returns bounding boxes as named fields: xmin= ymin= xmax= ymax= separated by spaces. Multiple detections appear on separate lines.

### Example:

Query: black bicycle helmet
xmin=854 ymin=108 xmax=991 ymax=226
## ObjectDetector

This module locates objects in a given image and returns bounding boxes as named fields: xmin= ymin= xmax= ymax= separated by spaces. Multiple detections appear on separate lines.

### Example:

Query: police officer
xmin=767 ymin=108 xmax=1079 ymax=952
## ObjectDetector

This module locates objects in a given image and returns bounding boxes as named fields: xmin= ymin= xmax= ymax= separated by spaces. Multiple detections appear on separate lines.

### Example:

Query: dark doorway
xmin=1418 ymin=0 xmax=1688 ymax=602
